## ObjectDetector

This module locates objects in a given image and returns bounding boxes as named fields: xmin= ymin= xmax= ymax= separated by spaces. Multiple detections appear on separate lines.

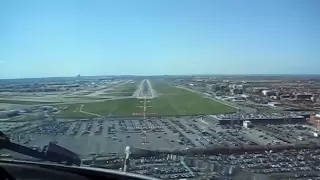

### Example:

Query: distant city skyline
xmin=0 ymin=0 xmax=319 ymax=79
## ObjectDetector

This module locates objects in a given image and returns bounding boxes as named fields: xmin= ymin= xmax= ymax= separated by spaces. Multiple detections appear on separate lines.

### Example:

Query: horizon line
xmin=1 ymin=73 xmax=320 ymax=80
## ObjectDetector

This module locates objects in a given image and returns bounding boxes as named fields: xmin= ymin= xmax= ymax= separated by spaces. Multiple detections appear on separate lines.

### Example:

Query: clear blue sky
xmin=0 ymin=0 xmax=319 ymax=78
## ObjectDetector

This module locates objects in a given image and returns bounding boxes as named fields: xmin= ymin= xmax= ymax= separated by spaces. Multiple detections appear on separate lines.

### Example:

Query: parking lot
xmin=8 ymin=117 xmax=211 ymax=158
xmin=205 ymin=148 xmax=320 ymax=179
xmin=0 ymin=122 xmax=30 ymax=133
xmin=3 ymin=116 xmax=320 ymax=179
xmin=5 ymin=116 xmax=320 ymax=161
xmin=4 ymin=116 xmax=254 ymax=158
xmin=265 ymin=124 xmax=320 ymax=144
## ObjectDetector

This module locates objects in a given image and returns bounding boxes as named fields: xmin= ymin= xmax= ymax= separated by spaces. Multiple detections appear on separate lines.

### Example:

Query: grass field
xmin=0 ymin=99 xmax=60 ymax=105
xmin=56 ymin=104 xmax=94 ymax=118
xmin=75 ymin=91 xmax=94 ymax=95
xmin=56 ymin=98 xmax=141 ymax=118
xmin=12 ymin=114 xmax=42 ymax=121
xmin=101 ymin=92 xmax=134 ymax=96
xmin=103 ymin=83 xmax=137 ymax=97
xmin=64 ymin=96 xmax=111 ymax=100
xmin=148 ymin=81 xmax=236 ymax=115
xmin=151 ymin=82 xmax=189 ymax=95
xmin=56 ymin=80 xmax=236 ymax=118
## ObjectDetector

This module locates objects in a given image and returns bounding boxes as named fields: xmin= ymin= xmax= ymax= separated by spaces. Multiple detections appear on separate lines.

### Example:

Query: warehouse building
xmin=308 ymin=113 xmax=320 ymax=129
xmin=215 ymin=114 xmax=306 ymax=125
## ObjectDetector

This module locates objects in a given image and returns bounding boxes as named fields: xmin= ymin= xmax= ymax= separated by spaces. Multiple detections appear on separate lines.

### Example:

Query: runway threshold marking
xmin=134 ymin=97 xmax=155 ymax=118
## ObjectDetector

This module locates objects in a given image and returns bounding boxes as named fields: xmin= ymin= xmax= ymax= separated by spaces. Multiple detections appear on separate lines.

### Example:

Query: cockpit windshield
xmin=1 ymin=0 xmax=319 ymax=179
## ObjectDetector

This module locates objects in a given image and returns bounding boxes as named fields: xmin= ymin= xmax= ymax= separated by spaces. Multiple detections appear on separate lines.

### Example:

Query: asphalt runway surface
xmin=136 ymin=79 xmax=155 ymax=99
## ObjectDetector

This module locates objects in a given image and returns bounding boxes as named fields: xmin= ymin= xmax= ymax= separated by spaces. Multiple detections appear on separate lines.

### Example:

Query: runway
xmin=135 ymin=80 xmax=156 ymax=99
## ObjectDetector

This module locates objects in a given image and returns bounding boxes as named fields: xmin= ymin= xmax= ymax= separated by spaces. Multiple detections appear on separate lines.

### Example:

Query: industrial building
xmin=218 ymin=118 xmax=306 ymax=125
xmin=295 ymin=94 xmax=313 ymax=100
xmin=243 ymin=120 xmax=252 ymax=128
xmin=262 ymin=90 xmax=276 ymax=97
xmin=216 ymin=114 xmax=306 ymax=125
xmin=308 ymin=113 xmax=320 ymax=129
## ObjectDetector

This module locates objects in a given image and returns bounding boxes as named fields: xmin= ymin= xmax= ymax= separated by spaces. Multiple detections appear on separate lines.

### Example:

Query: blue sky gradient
xmin=0 ymin=0 xmax=319 ymax=78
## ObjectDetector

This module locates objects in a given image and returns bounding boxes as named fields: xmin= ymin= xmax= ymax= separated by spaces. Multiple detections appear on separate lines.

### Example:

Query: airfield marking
xmin=144 ymin=98 xmax=146 ymax=112
xmin=135 ymin=98 xmax=155 ymax=118
xmin=79 ymin=104 xmax=102 ymax=117
xmin=134 ymin=79 xmax=156 ymax=118
xmin=136 ymin=98 xmax=154 ymax=119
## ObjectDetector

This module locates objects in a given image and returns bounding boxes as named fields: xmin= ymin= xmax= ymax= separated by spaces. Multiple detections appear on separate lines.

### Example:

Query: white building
xmin=243 ymin=120 xmax=252 ymax=128
xmin=262 ymin=90 xmax=273 ymax=96
xmin=268 ymin=102 xmax=282 ymax=107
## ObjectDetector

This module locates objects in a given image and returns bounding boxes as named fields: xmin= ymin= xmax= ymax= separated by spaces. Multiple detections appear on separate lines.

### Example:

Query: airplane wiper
xmin=0 ymin=131 xmax=81 ymax=166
